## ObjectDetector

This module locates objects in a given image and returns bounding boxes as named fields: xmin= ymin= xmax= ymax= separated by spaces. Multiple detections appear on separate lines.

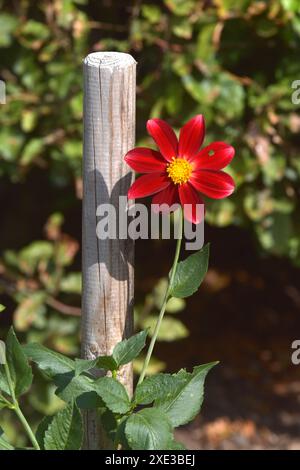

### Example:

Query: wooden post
xmin=82 ymin=52 xmax=136 ymax=449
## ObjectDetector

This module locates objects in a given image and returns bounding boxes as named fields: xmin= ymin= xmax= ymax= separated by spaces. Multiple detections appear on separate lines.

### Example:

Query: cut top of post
xmin=84 ymin=51 xmax=137 ymax=71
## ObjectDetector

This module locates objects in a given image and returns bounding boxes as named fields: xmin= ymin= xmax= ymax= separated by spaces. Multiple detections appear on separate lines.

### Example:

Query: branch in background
xmin=0 ymin=275 xmax=81 ymax=317
xmin=46 ymin=297 xmax=81 ymax=317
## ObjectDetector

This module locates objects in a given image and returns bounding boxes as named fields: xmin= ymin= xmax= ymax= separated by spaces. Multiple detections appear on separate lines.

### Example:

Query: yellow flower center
xmin=166 ymin=157 xmax=192 ymax=185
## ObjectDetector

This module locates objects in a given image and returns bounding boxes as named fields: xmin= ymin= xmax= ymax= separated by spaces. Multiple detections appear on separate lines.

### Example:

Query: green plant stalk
xmin=3 ymin=362 xmax=40 ymax=450
xmin=0 ymin=391 xmax=12 ymax=407
xmin=138 ymin=209 xmax=183 ymax=385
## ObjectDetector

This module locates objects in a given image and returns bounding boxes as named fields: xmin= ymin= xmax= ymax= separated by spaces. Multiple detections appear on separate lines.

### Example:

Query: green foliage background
xmin=1 ymin=0 xmax=300 ymax=445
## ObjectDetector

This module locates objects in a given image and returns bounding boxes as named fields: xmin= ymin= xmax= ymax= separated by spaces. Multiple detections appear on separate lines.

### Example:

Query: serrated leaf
xmin=24 ymin=343 xmax=74 ymax=377
xmin=170 ymin=244 xmax=209 ymax=298
xmin=74 ymin=355 xmax=117 ymax=376
xmin=94 ymin=377 xmax=131 ymax=414
xmin=2 ymin=328 xmax=33 ymax=397
xmin=36 ymin=416 xmax=54 ymax=449
xmin=0 ymin=429 xmax=14 ymax=450
xmin=134 ymin=373 xmax=184 ymax=405
xmin=113 ymin=330 xmax=148 ymax=367
xmin=74 ymin=358 xmax=97 ymax=376
xmin=44 ymin=403 xmax=83 ymax=450
xmin=24 ymin=343 xmax=117 ymax=380
xmin=54 ymin=372 xmax=102 ymax=409
xmin=125 ymin=408 xmax=173 ymax=450
xmin=155 ymin=362 xmax=218 ymax=427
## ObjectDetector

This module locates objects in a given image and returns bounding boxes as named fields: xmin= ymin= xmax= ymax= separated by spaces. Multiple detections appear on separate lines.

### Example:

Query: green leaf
xmin=74 ymin=358 xmax=97 ymax=376
xmin=134 ymin=355 xmax=165 ymax=376
xmin=170 ymin=244 xmax=209 ymax=298
xmin=134 ymin=373 xmax=183 ymax=405
xmin=114 ymin=415 xmax=130 ymax=449
xmin=36 ymin=416 xmax=54 ymax=450
xmin=0 ymin=429 xmax=14 ymax=450
xmin=18 ymin=241 xmax=54 ymax=275
xmin=22 ymin=20 xmax=50 ymax=40
xmin=24 ymin=343 xmax=74 ymax=376
xmin=14 ymin=292 xmax=46 ymax=332
xmin=113 ymin=330 xmax=148 ymax=367
xmin=0 ymin=304 xmax=5 ymax=313
xmin=0 ymin=341 xmax=6 ymax=364
xmin=60 ymin=272 xmax=82 ymax=294
xmin=24 ymin=343 xmax=117 ymax=379
xmin=0 ymin=397 xmax=8 ymax=410
xmin=165 ymin=0 xmax=195 ymax=16
xmin=0 ymin=368 xmax=9 ymax=395
xmin=281 ymin=0 xmax=299 ymax=12
xmin=155 ymin=362 xmax=218 ymax=427
xmin=165 ymin=297 xmax=186 ymax=314
xmin=74 ymin=355 xmax=118 ymax=376
xmin=172 ymin=18 xmax=193 ymax=39
xmin=166 ymin=438 xmax=186 ymax=450
xmin=125 ymin=408 xmax=173 ymax=450
xmin=0 ymin=14 xmax=18 ymax=47
xmin=94 ymin=377 xmax=131 ymax=414
xmin=142 ymin=316 xmax=188 ymax=341
xmin=2 ymin=327 xmax=33 ymax=397
xmin=142 ymin=5 xmax=162 ymax=24
xmin=54 ymin=372 xmax=101 ymax=409
xmin=96 ymin=355 xmax=118 ymax=371
xmin=152 ymin=278 xmax=168 ymax=308
xmin=21 ymin=109 xmax=38 ymax=133
xmin=76 ymin=390 xmax=103 ymax=410
xmin=99 ymin=407 xmax=118 ymax=443
xmin=20 ymin=138 xmax=44 ymax=165
xmin=44 ymin=403 xmax=83 ymax=450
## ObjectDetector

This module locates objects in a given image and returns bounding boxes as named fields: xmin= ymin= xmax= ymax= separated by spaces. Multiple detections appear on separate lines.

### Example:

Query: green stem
xmin=14 ymin=406 xmax=40 ymax=450
xmin=138 ymin=209 xmax=184 ymax=385
xmin=0 ymin=392 xmax=12 ymax=407
xmin=3 ymin=362 xmax=40 ymax=450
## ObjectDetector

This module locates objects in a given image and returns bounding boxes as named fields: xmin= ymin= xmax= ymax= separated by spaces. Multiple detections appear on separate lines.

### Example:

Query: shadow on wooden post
xmin=82 ymin=52 xmax=136 ymax=449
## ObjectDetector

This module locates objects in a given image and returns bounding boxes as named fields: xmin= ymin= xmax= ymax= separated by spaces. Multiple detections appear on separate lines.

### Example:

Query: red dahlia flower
xmin=125 ymin=115 xmax=235 ymax=224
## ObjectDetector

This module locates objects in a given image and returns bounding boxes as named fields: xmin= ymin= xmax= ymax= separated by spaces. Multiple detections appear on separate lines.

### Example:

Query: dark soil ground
xmin=136 ymin=224 xmax=300 ymax=450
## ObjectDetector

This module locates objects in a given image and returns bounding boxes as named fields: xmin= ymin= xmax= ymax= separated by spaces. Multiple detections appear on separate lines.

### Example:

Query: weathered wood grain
xmin=82 ymin=52 xmax=136 ymax=449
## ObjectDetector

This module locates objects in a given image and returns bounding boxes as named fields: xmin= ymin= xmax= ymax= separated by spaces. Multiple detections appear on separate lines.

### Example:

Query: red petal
xmin=190 ymin=170 xmax=235 ymax=199
xmin=128 ymin=173 xmax=170 ymax=199
xmin=147 ymin=119 xmax=178 ymax=162
xmin=178 ymin=115 xmax=205 ymax=160
xmin=178 ymin=183 xmax=205 ymax=224
xmin=151 ymin=184 xmax=179 ymax=213
xmin=192 ymin=142 xmax=235 ymax=169
xmin=125 ymin=148 xmax=167 ymax=173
